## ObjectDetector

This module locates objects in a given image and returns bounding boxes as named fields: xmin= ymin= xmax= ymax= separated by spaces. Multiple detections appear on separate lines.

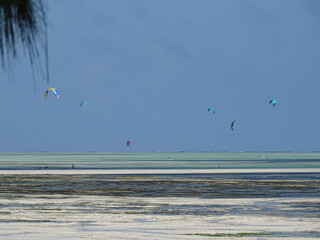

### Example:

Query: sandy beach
xmin=0 ymin=195 xmax=319 ymax=240
xmin=0 ymin=168 xmax=319 ymax=239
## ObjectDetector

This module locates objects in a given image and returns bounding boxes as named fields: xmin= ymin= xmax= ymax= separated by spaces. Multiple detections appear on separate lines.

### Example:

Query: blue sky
xmin=1 ymin=0 xmax=320 ymax=152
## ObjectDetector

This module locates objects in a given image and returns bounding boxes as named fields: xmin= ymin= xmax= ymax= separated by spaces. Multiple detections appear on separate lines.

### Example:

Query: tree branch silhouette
xmin=0 ymin=0 xmax=49 ymax=82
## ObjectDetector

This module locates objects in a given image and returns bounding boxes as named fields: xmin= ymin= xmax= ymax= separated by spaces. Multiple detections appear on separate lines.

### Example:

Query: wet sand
xmin=0 ymin=195 xmax=319 ymax=240
xmin=0 ymin=171 xmax=319 ymax=239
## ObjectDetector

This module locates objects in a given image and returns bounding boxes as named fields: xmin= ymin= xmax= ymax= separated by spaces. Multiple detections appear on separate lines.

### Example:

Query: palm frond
xmin=0 ymin=0 xmax=48 ymax=82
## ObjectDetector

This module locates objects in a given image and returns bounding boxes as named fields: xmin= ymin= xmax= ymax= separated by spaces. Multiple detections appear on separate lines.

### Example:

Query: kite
xmin=126 ymin=140 xmax=133 ymax=148
xmin=231 ymin=120 xmax=238 ymax=131
xmin=80 ymin=100 xmax=88 ymax=107
xmin=208 ymin=107 xmax=215 ymax=114
xmin=269 ymin=99 xmax=277 ymax=107
xmin=44 ymin=88 xmax=59 ymax=100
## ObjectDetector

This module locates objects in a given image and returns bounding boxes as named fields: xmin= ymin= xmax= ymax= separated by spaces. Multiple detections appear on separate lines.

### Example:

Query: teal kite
xmin=208 ymin=107 xmax=215 ymax=114
xmin=269 ymin=99 xmax=277 ymax=107
xmin=80 ymin=100 xmax=88 ymax=107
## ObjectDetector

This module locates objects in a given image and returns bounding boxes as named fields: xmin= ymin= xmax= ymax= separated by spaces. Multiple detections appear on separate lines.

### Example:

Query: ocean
xmin=0 ymin=152 xmax=320 ymax=170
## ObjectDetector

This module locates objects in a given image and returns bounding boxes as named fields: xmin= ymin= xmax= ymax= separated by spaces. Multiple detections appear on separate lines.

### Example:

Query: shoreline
xmin=0 ymin=168 xmax=320 ymax=174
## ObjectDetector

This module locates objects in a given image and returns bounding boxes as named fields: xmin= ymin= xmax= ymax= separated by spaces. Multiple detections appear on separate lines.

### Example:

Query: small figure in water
xmin=44 ymin=166 xmax=47 ymax=169
xmin=72 ymin=164 xmax=75 ymax=169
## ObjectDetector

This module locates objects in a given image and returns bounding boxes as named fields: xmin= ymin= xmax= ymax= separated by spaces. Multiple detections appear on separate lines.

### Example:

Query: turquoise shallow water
xmin=0 ymin=152 xmax=320 ymax=170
